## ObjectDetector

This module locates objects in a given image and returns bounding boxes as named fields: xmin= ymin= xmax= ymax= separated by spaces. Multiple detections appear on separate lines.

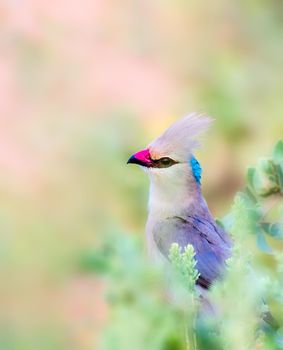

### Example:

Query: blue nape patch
xmin=190 ymin=157 xmax=202 ymax=184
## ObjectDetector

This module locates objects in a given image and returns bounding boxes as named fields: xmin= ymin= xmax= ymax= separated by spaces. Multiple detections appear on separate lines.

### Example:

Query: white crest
xmin=149 ymin=113 xmax=213 ymax=161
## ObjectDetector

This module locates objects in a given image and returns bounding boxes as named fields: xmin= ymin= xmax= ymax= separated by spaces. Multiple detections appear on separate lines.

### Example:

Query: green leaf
xmin=254 ymin=168 xmax=279 ymax=197
xmin=237 ymin=192 xmax=262 ymax=221
xmin=169 ymin=243 xmax=199 ymax=293
xmin=256 ymin=231 xmax=273 ymax=254
xmin=276 ymin=164 xmax=283 ymax=190
xmin=247 ymin=156 xmax=281 ymax=197
xmin=273 ymin=140 xmax=283 ymax=163
xmin=245 ymin=186 xmax=258 ymax=203
xmin=247 ymin=167 xmax=256 ymax=190
xmin=261 ymin=222 xmax=283 ymax=239
xmin=258 ymin=158 xmax=275 ymax=176
xmin=219 ymin=212 xmax=234 ymax=231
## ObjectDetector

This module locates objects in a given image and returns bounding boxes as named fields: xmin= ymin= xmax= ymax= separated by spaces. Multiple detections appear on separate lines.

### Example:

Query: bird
xmin=127 ymin=113 xmax=231 ymax=290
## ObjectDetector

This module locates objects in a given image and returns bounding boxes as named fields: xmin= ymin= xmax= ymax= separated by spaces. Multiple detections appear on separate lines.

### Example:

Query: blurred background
xmin=0 ymin=1 xmax=283 ymax=349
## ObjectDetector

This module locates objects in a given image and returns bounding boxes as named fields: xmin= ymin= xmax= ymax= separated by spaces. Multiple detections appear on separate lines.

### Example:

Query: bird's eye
xmin=157 ymin=157 xmax=176 ymax=168
xmin=160 ymin=157 xmax=171 ymax=165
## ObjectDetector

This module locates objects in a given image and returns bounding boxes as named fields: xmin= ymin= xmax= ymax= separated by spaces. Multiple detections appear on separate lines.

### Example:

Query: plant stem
xmin=184 ymin=294 xmax=198 ymax=350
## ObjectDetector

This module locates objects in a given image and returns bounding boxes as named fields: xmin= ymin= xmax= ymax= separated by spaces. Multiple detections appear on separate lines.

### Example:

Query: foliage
xmin=169 ymin=243 xmax=200 ymax=294
xmin=82 ymin=140 xmax=283 ymax=350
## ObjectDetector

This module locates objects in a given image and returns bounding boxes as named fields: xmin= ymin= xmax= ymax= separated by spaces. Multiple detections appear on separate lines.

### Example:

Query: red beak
xmin=127 ymin=148 xmax=153 ymax=167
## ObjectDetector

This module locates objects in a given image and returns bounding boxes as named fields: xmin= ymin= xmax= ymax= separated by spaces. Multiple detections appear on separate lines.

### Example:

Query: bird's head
xmin=127 ymin=113 xmax=213 ymax=187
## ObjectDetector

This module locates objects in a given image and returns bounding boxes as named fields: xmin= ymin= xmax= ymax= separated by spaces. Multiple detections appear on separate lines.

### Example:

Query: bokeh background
xmin=1 ymin=1 xmax=283 ymax=349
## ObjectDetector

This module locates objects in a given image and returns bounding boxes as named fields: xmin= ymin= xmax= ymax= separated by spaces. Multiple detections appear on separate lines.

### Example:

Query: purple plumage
xmin=153 ymin=214 xmax=231 ymax=288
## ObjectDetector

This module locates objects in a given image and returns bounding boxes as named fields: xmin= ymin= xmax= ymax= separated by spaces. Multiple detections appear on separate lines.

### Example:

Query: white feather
xmin=148 ymin=113 xmax=213 ymax=161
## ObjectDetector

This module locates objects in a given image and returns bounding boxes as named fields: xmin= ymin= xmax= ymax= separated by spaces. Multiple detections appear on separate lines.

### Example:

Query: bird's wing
xmin=152 ymin=216 xmax=231 ymax=289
